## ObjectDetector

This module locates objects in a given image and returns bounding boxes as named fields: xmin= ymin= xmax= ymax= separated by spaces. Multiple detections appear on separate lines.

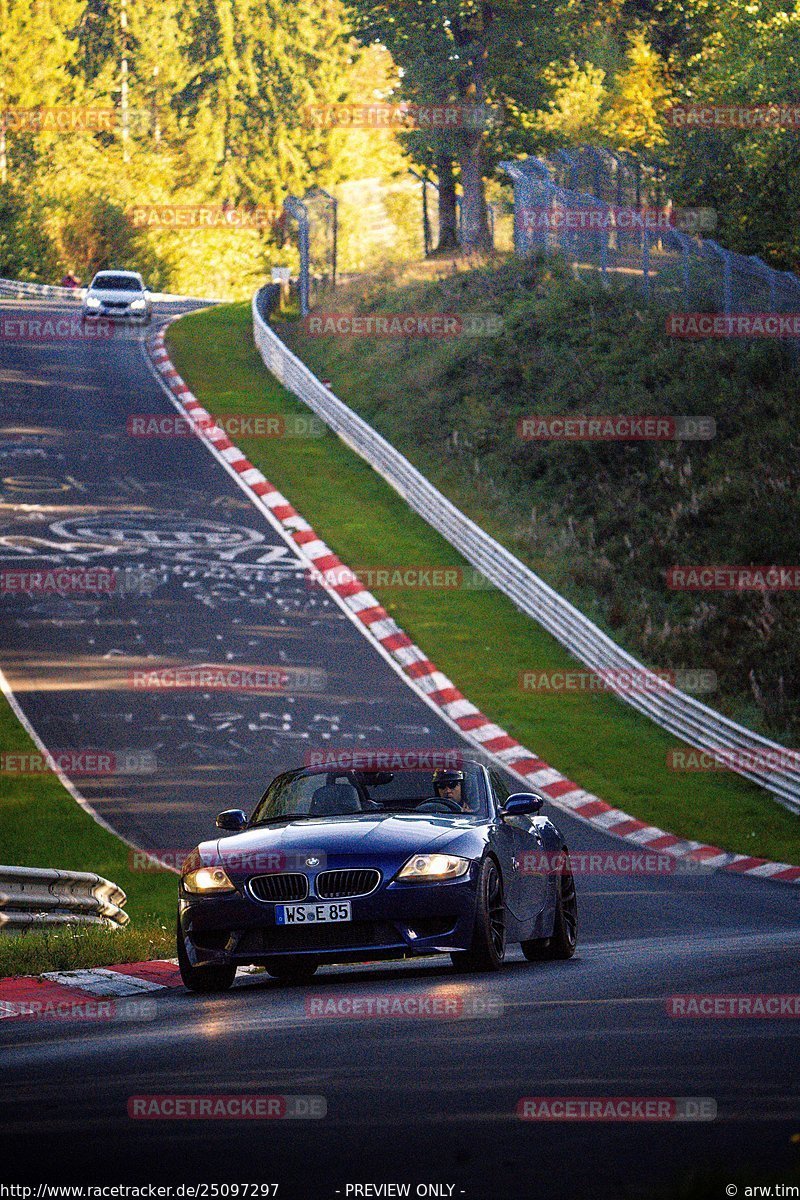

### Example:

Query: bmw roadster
xmin=177 ymin=759 xmax=578 ymax=991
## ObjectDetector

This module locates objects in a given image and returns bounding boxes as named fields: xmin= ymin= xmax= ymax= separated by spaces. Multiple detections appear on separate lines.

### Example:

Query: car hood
xmin=198 ymin=814 xmax=488 ymax=878
xmin=88 ymin=288 xmax=146 ymax=302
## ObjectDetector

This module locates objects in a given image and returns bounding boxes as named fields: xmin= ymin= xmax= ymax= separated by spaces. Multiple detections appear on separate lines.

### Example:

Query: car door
xmin=489 ymin=770 xmax=549 ymax=924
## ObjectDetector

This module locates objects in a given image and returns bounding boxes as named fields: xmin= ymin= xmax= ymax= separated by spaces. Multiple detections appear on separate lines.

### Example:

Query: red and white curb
xmin=0 ymin=960 xmax=182 ymax=1017
xmin=145 ymin=325 xmax=800 ymax=887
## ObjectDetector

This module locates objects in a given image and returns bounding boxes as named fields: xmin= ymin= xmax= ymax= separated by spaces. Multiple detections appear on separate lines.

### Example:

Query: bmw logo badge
xmin=305 ymin=856 xmax=320 ymax=867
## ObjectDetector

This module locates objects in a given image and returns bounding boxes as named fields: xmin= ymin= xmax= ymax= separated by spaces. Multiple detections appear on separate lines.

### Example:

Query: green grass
xmin=166 ymin=301 xmax=800 ymax=865
xmin=0 ymin=690 xmax=176 ymax=975
xmin=0 ymin=921 xmax=173 ymax=978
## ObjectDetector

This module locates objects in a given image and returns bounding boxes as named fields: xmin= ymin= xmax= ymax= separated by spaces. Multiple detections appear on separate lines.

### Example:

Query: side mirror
xmin=216 ymin=808 xmax=247 ymax=832
xmin=501 ymin=793 xmax=544 ymax=817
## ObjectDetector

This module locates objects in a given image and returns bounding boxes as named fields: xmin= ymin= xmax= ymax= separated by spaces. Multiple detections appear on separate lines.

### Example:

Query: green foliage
xmin=528 ymin=29 xmax=673 ymax=152
xmin=0 ymin=185 xmax=60 ymax=278
xmin=0 ymin=0 xmax=416 ymax=293
xmin=344 ymin=1 xmax=565 ymax=247
xmin=667 ymin=0 xmax=800 ymax=268
xmin=0 ymin=0 xmax=794 ymax=279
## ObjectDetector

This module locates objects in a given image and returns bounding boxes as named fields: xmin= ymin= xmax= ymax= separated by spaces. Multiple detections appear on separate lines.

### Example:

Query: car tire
xmin=177 ymin=919 xmax=237 ymax=992
xmin=521 ymin=849 xmax=578 ymax=961
xmin=450 ymin=857 xmax=505 ymax=973
xmin=265 ymin=958 xmax=319 ymax=982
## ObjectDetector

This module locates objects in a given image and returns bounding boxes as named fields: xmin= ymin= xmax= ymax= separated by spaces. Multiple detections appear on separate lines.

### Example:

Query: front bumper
xmin=179 ymin=867 xmax=480 ymax=967
xmin=83 ymin=305 xmax=150 ymax=323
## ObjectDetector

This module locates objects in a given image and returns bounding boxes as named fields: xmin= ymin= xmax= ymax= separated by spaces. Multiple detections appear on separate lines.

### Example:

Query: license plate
xmin=275 ymin=901 xmax=352 ymax=925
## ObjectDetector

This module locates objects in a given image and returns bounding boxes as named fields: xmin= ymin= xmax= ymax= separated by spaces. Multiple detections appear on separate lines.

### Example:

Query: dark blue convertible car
xmin=177 ymin=759 xmax=578 ymax=991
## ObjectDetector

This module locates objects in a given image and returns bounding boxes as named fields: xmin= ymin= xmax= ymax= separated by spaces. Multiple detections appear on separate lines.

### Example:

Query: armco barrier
xmin=252 ymin=295 xmax=800 ymax=814
xmin=0 ymin=278 xmax=83 ymax=301
xmin=0 ymin=865 xmax=129 ymax=932
xmin=0 ymin=276 xmax=219 ymax=305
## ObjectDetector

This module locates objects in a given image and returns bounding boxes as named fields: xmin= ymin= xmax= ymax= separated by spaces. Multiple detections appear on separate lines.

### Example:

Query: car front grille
xmin=237 ymin=921 xmax=402 ymax=955
xmin=247 ymin=873 xmax=308 ymax=903
xmin=315 ymin=869 xmax=381 ymax=899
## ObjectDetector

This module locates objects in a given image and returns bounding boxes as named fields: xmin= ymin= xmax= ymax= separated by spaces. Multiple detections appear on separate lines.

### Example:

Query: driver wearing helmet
xmin=432 ymin=767 xmax=475 ymax=813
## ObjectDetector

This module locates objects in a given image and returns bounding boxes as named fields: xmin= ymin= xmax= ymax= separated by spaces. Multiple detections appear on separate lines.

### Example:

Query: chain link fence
xmin=500 ymin=147 xmax=800 ymax=351
xmin=278 ymin=178 xmax=505 ymax=313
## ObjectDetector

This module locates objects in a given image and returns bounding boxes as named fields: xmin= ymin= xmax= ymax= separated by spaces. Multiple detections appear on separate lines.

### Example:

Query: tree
xmin=606 ymin=30 xmax=672 ymax=149
xmin=0 ymin=0 xmax=83 ymax=183
xmin=346 ymin=1 xmax=559 ymax=252
xmin=668 ymin=0 xmax=800 ymax=268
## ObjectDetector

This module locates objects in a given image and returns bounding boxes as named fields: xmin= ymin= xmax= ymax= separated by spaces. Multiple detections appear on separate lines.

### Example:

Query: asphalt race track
xmin=0 ymin=298 xmax=798 ymax=1199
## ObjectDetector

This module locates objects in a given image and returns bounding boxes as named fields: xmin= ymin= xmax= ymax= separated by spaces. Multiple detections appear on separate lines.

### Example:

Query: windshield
xmin=91 ymin=274 xmax=144 ymax=291
xmin=250 ymin=765 xmax=488 ymax=824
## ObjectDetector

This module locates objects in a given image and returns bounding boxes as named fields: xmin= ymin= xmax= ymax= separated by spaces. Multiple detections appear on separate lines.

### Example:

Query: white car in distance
xmin=82 ymin=270 xmax=152 ymax=325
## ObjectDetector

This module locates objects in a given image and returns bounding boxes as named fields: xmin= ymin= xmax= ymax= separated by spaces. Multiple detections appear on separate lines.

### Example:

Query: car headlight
xmin=84 ymin=296 xmax=101 ymax=308
xmin=181 ymin=852 xmax=236 ymax=895
xmin=130 ymin=297 xmax=146 ymax=310
xmin=397 ymin=853 xmax=470 ymax=881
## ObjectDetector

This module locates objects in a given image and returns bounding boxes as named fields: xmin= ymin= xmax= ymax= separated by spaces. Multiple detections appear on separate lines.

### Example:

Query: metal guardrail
xmin=252 ymin=294 xmax=800 ymax=813
xmin=0 ymin=278 xmax=83 ymax=300
xmin=0 ymin=865 xmax=129 ymax=932
xmin=0 ymin=277 xmax=219 ymax=304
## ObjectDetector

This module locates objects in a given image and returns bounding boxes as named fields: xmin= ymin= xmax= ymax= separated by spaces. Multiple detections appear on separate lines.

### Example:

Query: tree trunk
xmin=436 ymin=153 xmax=459 ymax=250
xmin=458 ymin=134 xmax=491 ymax=251
xmin=455 ymin=7 xmax=492 ymax=252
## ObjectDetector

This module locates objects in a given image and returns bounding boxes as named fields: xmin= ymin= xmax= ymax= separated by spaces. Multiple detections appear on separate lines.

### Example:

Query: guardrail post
xmin=283 ymin=196 xmax=310 ymax=317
